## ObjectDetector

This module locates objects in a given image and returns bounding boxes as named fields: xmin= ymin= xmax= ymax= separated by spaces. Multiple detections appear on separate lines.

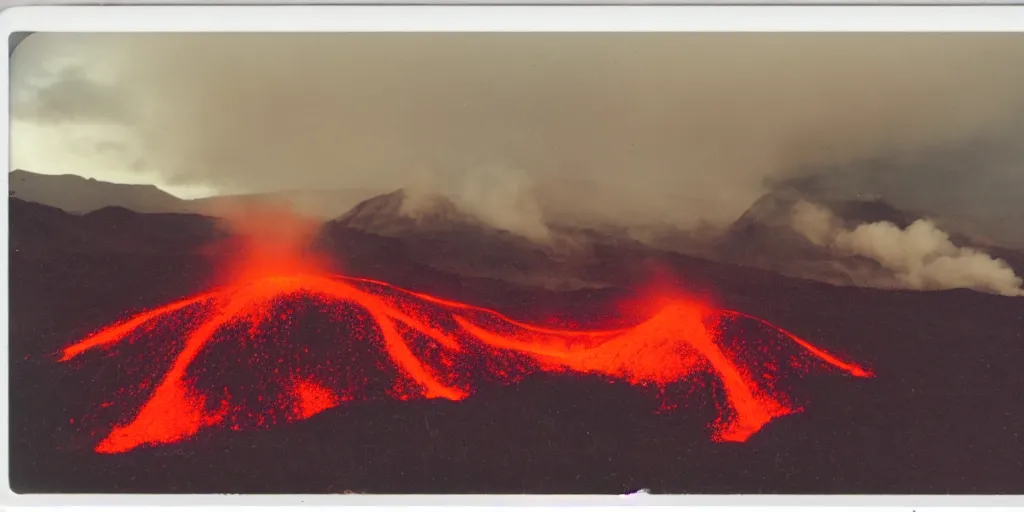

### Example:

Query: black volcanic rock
xmin=8 ymin=197 xmax=223 ymax=256
xmin=7 ymin=196 xmax=1024 ymax=494
xmin=8 ymin=198 xmax=94 ymax=256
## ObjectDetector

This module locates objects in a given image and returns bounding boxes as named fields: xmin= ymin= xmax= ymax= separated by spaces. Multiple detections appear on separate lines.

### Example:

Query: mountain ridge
xmin=8 ymin=169 xmax=383 ymax=220
xmin=11 ymin=169 xmax=1023 ymax=296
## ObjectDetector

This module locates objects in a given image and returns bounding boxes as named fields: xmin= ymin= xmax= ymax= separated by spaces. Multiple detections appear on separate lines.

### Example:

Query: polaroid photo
xmin=2 ymin=4 xmax=1023 ymax=510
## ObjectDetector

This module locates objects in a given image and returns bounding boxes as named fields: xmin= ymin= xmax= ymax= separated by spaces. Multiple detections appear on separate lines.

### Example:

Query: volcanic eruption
xmin=57 ymin=208 xmax=874 ymax=455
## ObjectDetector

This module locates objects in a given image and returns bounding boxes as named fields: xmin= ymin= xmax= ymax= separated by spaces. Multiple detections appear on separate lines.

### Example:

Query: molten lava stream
xmin=60 ymin=271 xmax=873 ymax=454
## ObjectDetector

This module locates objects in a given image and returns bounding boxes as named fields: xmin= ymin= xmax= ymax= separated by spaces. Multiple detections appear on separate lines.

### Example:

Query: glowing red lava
xmin=59 ymin=215 xmax=872 ymax=454
xmin=60 ymin=269 xmax=873 ymax=454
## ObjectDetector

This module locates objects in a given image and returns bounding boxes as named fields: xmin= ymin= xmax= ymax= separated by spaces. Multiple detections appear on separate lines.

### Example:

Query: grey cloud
xmin=10 ymin=32 xmax=1024 ymax=235
xmin=129 ymin=157 xmax=149 ymax=172
xmin=95 ymin=140 xmax=130 ymax=154
xmin=12 ymin=65 xmax=133 ymax=124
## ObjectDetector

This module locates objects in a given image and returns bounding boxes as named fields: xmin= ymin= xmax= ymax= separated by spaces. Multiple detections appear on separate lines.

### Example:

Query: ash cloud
xmin=791 ymin=201 xmax=1024 ymax=296
xmin=10 ymin=33 xmax=1024 ymax=239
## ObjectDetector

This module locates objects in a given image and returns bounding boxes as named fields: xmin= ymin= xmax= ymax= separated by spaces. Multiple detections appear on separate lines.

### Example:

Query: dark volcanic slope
xmin=320 ymin=189 xmax=607 ymax=290
xmin=9 ymin=197 xmax=223 ymax=256
xmin=8 ymin=201 xmax=1024 ymax=494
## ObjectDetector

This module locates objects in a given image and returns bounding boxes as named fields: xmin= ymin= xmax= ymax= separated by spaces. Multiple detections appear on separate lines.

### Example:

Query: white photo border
xmin=2 ymin=4 xmax=1024 ymax=509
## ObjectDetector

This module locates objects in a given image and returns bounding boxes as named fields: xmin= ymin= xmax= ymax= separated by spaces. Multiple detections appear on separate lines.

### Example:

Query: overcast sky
xmin=10 ymin=32 xmax=1024 ymax=229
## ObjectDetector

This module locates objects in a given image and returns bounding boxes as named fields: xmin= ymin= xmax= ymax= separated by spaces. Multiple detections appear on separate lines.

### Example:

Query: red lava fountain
xmin=59 ymin=211 xmax=873 ymax=454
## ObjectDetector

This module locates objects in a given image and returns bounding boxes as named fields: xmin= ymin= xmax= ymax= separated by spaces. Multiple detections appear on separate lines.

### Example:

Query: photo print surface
xmin=8 ymin=32 xmax=1024 ymax=494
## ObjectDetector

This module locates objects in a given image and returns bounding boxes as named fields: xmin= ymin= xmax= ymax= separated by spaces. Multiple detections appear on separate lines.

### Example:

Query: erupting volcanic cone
xmin=57 ymin=212 xmax=873 ymax=455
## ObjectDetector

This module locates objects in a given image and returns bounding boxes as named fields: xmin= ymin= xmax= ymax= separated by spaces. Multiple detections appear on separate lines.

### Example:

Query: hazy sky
xmin=10 ymin=32 xmax=1024 ymax=229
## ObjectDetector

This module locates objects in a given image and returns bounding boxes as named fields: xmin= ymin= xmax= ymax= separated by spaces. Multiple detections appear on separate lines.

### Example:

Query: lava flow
xmin=58 ymin=217 xmax=873 ymax=455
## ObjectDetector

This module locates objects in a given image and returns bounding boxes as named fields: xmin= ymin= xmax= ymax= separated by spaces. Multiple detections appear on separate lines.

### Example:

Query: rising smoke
xmin=402 ymin=164 xmax=552 ymax=242
xmin=790 ymin=201 xmax=1024 ymax=296
xmin=9 ymin=33 xmax=1024 ymax=296
xmin=10 ymin=33 xmax=1024 ymax=234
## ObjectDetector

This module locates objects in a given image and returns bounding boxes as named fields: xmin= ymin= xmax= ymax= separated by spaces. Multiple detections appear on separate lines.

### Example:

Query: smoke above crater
xmin=790 ymin=201 xmax=1024 ymax=296
xmin=402 ymin=164 xmax=552 ymax=242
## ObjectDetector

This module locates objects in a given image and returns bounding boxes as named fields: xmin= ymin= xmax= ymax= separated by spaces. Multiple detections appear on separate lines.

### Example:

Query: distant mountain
xmin=717 ymin=190 xmax=831 ymax=260
xmin=8 ymin=197 xmax=223 ymax=256
xmin=331 ymin=188 xmax=483 ymax=236
xmin=8 ymin=169 xmax=383 ymax=219
xmin=9 ymin=169 xmax=190 ymax=215
xmin=713 ymin=187 xmax=1024 ymax=289
xmin=320 ymin=189 xmax=616 ymax=291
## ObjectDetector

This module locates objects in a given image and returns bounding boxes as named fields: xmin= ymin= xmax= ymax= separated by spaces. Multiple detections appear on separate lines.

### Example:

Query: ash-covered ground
xmin=7 ymin=197 xmax=1024 ymax=494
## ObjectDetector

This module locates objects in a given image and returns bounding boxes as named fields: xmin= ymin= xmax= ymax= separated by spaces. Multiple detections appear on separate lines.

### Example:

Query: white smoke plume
xmin=402 ymin=164 xmax=552 ymax=242
xmin=790 ymin=201 xmax=1024 ymax=296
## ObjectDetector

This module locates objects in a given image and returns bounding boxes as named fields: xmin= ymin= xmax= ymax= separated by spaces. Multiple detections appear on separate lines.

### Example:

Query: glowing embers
xmin=290 ymin=378 xmax=344 ymax=420
xmin=60 ymin=274 xmax=873 ymax=454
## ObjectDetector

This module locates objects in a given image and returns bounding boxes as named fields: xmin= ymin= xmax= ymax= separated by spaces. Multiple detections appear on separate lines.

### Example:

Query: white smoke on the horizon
xmin=790 ymin=201 xmax=1024 ymax=296
xmin=402 ymin=164 xmax=552 ymax=242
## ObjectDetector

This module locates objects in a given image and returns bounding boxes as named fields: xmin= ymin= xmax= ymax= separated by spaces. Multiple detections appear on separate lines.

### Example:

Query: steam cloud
xmin=791 ymin=201 xmax=1024 ymax=296
xmin=402 ymin=165 xmax=552 ymax=242
xmin=10 ymin=33 xmax=1024 ymax=237
xmin=208 ymin=202 xmax=329 ymax=286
